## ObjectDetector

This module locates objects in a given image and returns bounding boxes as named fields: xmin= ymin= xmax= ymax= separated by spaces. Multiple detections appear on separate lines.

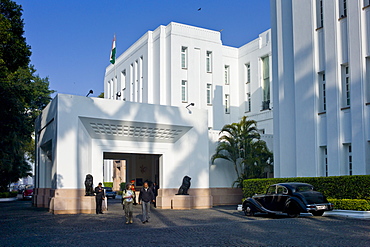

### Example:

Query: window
xmin=339 ymin=0 xmax=347 ymax=18
xmin=181 ymin=47 xmax=187 ymax=69
xmin=224 ymin=65 xmax=230 ymax=85
xmin=206 ymin=83 xmax=212 ymax=105
xmin=121 ymin=70 xmax=126 ymax=91
xmin=266 ymin=186 xmax=276 ymax=195
xmin=130 ymin=63 xmax=134 ymax=101
xmin=342 ymin=65 xmax=350 ymax=106
xmin=206 ymin=51 xmax=212 ymax=73
xmin=225 ymin=94 xmax=230 ymax=114
xmin=107 ymin=80 xmax=111 ymax=99
xmin=261 ymin=56 xmax=270 ymax=110
xmin=365 ymin=0 xmax=370 ymax=8
xmin=316 ymin=0 xmax=324 ymax=28
xmin=181 ymin=80 xmax=188 ymax=103
xmin=245 ymin=64 xmax=251 ymax=112
xmin=366 ymin=57 xmax=370 ymax=102
xmin=319 ymin=72 xmax=326 ymax=112
xmin=246 ymin=63 xmax=251 ymax=83
xmin=348 ymin=144 xmax=352 ymax=175
xmin=139 ymin=57 xmax=143 ymax=102
xmin=323 ymin=147 xmax=328 ymax=177
xmin=246 ymin=93 xmax=251 ymax=112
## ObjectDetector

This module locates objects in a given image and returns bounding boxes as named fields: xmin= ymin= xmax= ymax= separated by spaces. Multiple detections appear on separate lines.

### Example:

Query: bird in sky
xmin=198 ymin=8 xmax=201 ymax=11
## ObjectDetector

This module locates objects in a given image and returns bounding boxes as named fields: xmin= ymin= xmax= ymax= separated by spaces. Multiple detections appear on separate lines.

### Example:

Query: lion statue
xmin=84 ymin=174 xmax=94 ymax=196
xmin=176 ymin=176 xmax=191 ymax=195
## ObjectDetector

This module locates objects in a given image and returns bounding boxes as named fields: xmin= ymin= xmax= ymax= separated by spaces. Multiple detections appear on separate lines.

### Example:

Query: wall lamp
xmin=186 ymin=103 xmax=195 ymax=109
xmin=86 ymin=89 xmax=93 ymax=97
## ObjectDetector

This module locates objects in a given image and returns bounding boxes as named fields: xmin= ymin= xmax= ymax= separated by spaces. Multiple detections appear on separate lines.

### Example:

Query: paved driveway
xmin=1 ymin=199 xmax=369 ymax=246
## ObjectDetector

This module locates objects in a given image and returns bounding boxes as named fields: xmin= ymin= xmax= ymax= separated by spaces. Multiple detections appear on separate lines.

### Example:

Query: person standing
xmin=151 ymin=182 xmax=159 ymax=208
xmin=122 ymin=184 xmax=134 ymax=224
xmin=94 ymin=182 xmax=105 ymax=214
xmin=130 ymin=179 xmax=137 ymax=205
xmin=138 ymin=182 xmax=155 ymax=224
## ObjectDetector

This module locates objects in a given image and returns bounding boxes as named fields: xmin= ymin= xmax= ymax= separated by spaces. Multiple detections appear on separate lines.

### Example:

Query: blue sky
xmin=16 ymin=0 xmax=270 ymax=97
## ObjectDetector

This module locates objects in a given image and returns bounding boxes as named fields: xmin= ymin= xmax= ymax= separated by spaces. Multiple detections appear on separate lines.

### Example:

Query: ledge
xmin=236 ymin=206 xmax=370 ymax=219
xmin=324 ymin=210 xmax=370 ymax=219
xmin=341 ymin=106 xmax=350 ymax=111
xmin=366 ymin=102 xmax=370 ymax=106
xmin=0 ymin=197 xmax=18 ymax=202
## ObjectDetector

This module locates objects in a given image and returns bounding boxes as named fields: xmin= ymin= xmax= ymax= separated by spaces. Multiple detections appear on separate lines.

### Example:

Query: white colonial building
xmin=105 ymin=22 xmax=272 ymax=134
xmin=34 ymin=22 xmax=273 ymax=213
xmin=272 ymin=0 xmax=370 ymax=177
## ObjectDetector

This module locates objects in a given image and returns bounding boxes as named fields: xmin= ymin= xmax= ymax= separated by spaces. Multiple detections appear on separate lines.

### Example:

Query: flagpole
xmin=114 ymin=34 xmax=117 ymax=100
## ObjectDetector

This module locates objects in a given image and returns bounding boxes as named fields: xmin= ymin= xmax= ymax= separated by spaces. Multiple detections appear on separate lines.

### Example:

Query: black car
xmin=104 ymin=187 xmax=116 ymax=199
xmin=242 ymin=182 xmax=333 ymax=218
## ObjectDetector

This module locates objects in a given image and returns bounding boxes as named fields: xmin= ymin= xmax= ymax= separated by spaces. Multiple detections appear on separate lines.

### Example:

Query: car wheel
xmin=311 ymin=211 xmax=324 ymax=216
xmin=286 ymin=202 xmax=300 ymax=218
xmin=243 ymin=203 xmax=254 ymax=216
xmin=287 ymin=212 xmax=300 ymax=218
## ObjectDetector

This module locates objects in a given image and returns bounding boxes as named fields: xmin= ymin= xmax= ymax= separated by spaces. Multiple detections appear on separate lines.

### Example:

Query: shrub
xmin=328 ymin=199 xmax=370 ymax=211
xmin=103 ymin=182 xmax=113 ymax=188
xmin=0 ymin=191 xmax=17 ymax=198
xmin=242 ymin=175 xmax=370 ymax=200
xmin=120 ymin=182 xmax=126 ymax=191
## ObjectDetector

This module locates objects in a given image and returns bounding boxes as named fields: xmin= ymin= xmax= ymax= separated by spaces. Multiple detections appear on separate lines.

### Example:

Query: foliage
xmin=328 ymin=199 xmax=370 ymax=211
xmin=0 ymin=0 xmax=54 ymax=191
xmin=242 ymin=175 xmax=370 ymax=200
xmin=0 ymin=191 xmax=18 ymax=198
xmin=98 ymin=92 xmax=104 ymax=98
xmin=120 ymin=182 xmax=126 ymax=191
xmin=211 ymin=116 xmax=273 ymax=188
xmin=103 ymin=182 xmax=113 ymax=188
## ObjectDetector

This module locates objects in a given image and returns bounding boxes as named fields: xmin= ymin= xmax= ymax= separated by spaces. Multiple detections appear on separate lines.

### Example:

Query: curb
xmin=323 ymin=210 xmax=370 ymax=219
xmin=237 ymin=205 xmax=370 ymax=219
xmin=0 ymin=197 xmax=18 ymax=202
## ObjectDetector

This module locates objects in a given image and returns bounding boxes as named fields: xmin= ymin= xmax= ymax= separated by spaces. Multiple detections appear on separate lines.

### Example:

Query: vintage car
xmin=242 ymin=182 xmax=334 ymax=217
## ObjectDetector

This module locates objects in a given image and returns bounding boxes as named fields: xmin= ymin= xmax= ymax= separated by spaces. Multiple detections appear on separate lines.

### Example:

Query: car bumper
xmin=306 ymin=203 xmax=334 ymax=212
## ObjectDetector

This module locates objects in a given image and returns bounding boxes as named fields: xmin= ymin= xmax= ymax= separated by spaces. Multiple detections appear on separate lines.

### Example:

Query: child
xmin=122 ymin=183 xmax=135 ymax=224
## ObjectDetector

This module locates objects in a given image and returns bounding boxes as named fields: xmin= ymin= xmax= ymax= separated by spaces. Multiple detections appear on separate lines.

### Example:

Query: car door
xmin=272 ymin=185 xmax=289 ymax=211
xmin=262 ymin=185 xmax=276 ymax=210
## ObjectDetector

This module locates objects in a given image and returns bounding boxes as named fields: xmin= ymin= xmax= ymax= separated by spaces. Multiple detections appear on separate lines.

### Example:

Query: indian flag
xmin=110 ymin=35 xmax=116 ymax=64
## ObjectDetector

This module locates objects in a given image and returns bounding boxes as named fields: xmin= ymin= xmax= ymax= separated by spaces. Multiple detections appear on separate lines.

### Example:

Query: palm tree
xmin=211 ymin=116 xmax=272 ymax=187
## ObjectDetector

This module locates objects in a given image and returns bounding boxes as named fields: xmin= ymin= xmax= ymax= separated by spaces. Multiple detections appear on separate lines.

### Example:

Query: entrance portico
xmin=34 ymin=94 xmax=212 ymax=214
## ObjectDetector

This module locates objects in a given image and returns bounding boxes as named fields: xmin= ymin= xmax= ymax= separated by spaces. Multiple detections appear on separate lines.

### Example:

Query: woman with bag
xmin=122 ymin=183 xmax=135 ymax=224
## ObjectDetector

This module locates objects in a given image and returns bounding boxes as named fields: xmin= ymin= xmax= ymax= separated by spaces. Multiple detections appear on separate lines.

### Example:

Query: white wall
xmin=37 ymin=94 xmax=209 ymax=190
xmin=272 ymin=0 xmax=370 ymax=177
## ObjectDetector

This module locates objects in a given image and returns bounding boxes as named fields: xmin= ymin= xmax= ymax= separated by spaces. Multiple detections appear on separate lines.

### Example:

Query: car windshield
xmin=295 ymin=185 xmax=313 ymax=192
xmin=104 ymin=187 xmax=112 ymax=192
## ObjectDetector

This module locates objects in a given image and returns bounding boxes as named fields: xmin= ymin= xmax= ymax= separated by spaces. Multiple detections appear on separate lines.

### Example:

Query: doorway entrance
xmin=103 ymin=152 xmax=160 ymax=191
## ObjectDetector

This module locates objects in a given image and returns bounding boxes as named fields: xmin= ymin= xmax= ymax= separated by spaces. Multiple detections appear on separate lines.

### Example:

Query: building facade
xmin=105 ymin=22 xmax=272 ymax=135
xmin=104 ymin=22 xmax=273 ymax=194
xmin=272 ymin=0 xmax=370 ymax=177
xmin=34 ymin=22 xmax=272 ymax=213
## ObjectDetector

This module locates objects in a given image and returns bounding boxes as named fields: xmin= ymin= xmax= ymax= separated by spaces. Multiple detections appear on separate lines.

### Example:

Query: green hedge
xmin=242 ymin=175 xmax=370 ymax=200
xmin=0 ymin=191 xmax=18 ymax=198
xmin=103 ymin=182 xmax=113 ymax=188
xmin=328 ymin=199 xmax=370 ymax=211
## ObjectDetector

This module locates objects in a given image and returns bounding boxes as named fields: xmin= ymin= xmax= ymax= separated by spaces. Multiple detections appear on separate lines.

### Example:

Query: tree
xmin=0 ymin=0 xmax=54 ymax=191
xmin=211 ymin=116 xmax=273 ymax=188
